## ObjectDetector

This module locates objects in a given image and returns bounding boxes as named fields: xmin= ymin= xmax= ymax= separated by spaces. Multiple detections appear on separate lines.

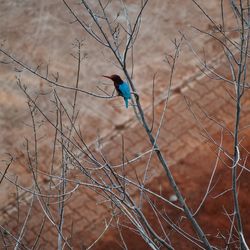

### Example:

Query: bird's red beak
xmin=102 ymin=75 xmax=112 ymax=80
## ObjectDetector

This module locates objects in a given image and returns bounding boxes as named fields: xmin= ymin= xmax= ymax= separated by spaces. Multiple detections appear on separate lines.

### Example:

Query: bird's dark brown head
xmin=102 ymin=74 xmax=123 ymax=84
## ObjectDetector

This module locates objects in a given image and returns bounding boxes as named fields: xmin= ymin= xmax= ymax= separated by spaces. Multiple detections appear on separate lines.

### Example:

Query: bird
xmin=102 ymin=74 xmax=131 ymax=108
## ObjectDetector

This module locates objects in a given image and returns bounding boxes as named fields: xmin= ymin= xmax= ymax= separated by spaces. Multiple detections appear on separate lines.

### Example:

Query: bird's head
xmin=102 ymin=74 xmax=123 ymax=84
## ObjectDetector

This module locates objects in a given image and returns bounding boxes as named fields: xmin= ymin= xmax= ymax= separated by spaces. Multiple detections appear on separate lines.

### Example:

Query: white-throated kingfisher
xmin=103 ymin=74 xmax=131 ymax=108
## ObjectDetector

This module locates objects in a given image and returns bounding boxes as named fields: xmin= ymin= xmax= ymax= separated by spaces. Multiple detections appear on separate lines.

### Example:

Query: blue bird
xmin=103 ymin=74 xmax=131 ymax=108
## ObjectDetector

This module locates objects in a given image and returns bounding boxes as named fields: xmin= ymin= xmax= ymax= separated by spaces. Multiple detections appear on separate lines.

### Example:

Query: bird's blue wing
xmin=118 ymin=82 xmax=131 ymax=99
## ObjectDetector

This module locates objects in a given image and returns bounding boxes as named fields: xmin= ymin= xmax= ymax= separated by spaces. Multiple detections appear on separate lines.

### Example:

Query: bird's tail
xmin=124 ymin=98 xmax=129 ymax=108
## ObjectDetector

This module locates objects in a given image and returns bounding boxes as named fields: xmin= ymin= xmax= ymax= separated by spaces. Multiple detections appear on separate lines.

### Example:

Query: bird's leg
xmin=130 ymin=91 xmax=139 ymax=99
